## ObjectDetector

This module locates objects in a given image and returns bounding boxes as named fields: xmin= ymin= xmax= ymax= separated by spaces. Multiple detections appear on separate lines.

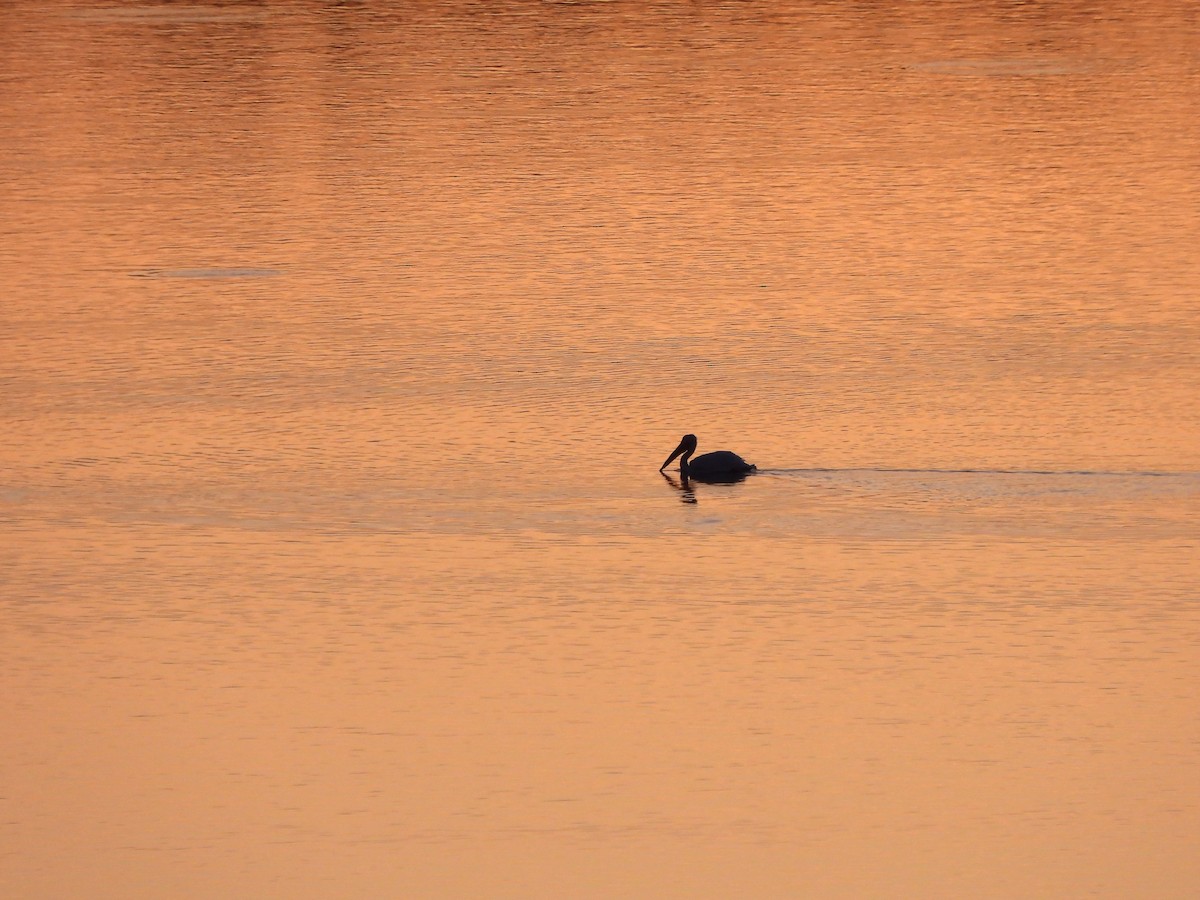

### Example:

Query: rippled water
xmin=2 ymin=1 xmax=1198 ymax=897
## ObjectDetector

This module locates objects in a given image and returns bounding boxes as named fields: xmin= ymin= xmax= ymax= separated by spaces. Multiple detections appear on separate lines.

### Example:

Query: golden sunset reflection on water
xmin=2 ymin=1 xmax=1198 ymax=897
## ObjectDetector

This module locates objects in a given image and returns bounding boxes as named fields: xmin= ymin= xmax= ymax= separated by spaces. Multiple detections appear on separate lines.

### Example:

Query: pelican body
xmin=659 ymin=434 xmax=755 ymax=481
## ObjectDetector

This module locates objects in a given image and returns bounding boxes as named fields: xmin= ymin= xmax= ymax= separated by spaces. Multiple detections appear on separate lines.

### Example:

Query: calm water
xmin=2 ymin=1 xmax=1198 ymax=897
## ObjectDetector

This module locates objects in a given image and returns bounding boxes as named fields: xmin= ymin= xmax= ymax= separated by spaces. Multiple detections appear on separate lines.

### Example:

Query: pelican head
xmin=659 ymin=434 xmax=698 ymax=472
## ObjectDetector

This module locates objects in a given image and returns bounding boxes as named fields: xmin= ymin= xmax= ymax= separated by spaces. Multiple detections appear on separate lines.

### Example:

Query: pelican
xmin=659 ymin=434 xmax=756 ymax=481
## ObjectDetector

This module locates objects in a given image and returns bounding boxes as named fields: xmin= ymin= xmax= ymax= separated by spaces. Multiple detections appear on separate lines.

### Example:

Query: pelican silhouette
xmin=659 ymin=434 xmax=756 ymax=481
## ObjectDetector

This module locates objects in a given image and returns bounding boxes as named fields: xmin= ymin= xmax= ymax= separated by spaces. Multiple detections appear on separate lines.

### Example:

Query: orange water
xmin=2 ymin=2 xmax=1198 ymax=897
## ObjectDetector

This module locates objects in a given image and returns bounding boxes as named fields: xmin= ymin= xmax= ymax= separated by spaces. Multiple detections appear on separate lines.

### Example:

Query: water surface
xmin=2 ymin=1 xmax=1198 ymax=897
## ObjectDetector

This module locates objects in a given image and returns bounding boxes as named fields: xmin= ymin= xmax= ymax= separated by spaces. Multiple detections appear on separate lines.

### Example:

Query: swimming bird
xmin=659 ymin=434 xmax=756 ymax=481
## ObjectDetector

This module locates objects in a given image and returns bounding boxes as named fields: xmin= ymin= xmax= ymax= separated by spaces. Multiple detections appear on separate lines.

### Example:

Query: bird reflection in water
xmin=660 ymin=469 xmax=753 ymax=504
xmin=661 ymin=471 xmax=698 ymax=503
